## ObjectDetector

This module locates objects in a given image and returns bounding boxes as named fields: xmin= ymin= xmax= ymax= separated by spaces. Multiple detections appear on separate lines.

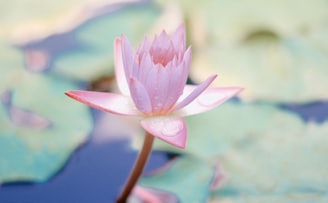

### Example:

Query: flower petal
xmin=169 ymin=46 xmax=191 ymax=89
xmin=151 ymin=64 xmax=170 ymax=112
xmin=129 ymin=77 xmax=152 ymax=114
xmin=141 ymin=116 xmax=187 ymax=149
xmin=114 ymin=38 xmax=130 ymax=95
xmin=121 ymin=34 xmax=135 ymax=78
xmin=171 ymin=23 xmax=186 ymax=52
xmin=65 ymin=90 xmax=140 ymax=116
xmin=173 ymin=74 xmax=217 ymax=111
xmin=175 ymin=86 xmax=243 ymax=116
xmin=138 ymin=52 xmax=153 ymax=85
xmin=162 ymin=47 xmax=192 ymax=110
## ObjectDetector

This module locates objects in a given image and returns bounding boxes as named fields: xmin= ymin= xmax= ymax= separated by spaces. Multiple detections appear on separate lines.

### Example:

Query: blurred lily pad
xmin=52 ymin=2 xmax=162 ymax=82
xmin=190 ymin=35 xmax=328 ymax=102
xmin=158 ymin=0 xmax=328 ymax=45
xmin=138 ymin=101 xmax=304 ymax=161
xmin=0 ymin=42 xmax=24 ymax=92
xmin=0 ymin=72 xmax=92 ymax=183
xmin=157 ymin=0 xmax=328 ymax=102
xmin=211 ymin=121 xmax=328 ymax=202
xmin=140 ymin=156 xmax=215 ymax=203
xmin=0 ymin=0 xmax=139 ymax=41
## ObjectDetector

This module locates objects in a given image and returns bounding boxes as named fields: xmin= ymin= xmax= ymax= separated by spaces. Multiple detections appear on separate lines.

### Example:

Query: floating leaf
xmin=136 ymin=101 xmax=304 ymax=161
xmin=52 ymin=2 xmax=162 ymax=82
xmin=0 ymin=42 xmax=24 ymax=92
xmin=191 ymin=36 xmax=328 ymax=102
xmin=0 ymin=0 xmax=140 ymax=41
xmin=0 ymin=72 xmax=93 ymax=183
xmin=157 ymin=0 xmax=328 ymax=102
xmin=158 ymin=0 xmax=328 ymax=45
xmin=139 ymin=156 xmax=215 ymax=203
xmin=211 ymin=121 xmax=328 ymax=202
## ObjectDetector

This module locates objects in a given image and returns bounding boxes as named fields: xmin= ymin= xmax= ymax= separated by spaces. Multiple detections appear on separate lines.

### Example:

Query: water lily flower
xmin=65 ymin=24 xmax=242 ymax=149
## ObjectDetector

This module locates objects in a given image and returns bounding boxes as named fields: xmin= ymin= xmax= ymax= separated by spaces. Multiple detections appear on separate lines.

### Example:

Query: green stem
xmin=116 ymin=132 xmax=154 ymax=203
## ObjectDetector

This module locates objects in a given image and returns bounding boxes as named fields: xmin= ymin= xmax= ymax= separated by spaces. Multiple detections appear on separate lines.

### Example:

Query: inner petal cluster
xmin=150 ymin=41 xmax=176 ymax=66
xmin=122 ymin=27 xmax=191 ymax=116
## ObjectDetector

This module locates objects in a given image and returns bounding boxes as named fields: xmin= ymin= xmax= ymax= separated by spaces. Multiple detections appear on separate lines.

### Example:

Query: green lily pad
xmin=52 ymin=3 xmax=162 ymax=82
xmin=0 ymin=0 xmax=133 ymax=41
xmin=136 ymin=102 xmax=303 ymax=161
xmin=156 ymin=0 xmax=328 ymax=102
xmin=209 ymin=194 xmax=328 ymax=203
xmin=157 ymin=0 xmax=328 ymax=44
xmin=0 ymin=72 xmax=92 ymax=183
xmin=0 ymin=42 xmax=24 ymax=92
xmin=211 ymin=121 xmax=328 ymax=202
xmin=140 ymin=156 xmax=215 ymax=203
xmin=191 ymin=36 xmax=328 ymax=102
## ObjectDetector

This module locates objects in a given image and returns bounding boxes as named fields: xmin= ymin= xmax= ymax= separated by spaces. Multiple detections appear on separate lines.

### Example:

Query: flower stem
xmin=116 ymin=132 xmax=154 ymax=203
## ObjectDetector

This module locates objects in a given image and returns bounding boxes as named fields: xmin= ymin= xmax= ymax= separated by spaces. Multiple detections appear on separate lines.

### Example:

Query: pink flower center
xmin=150 ymin=43 xmax=176 ymax=67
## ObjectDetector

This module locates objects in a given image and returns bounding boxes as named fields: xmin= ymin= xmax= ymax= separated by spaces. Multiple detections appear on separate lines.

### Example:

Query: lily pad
xmin=137 ymin=101 xmax=304 ymax=161
xmin=0 ymin=42 xmax=24 ymax=92
xmin=52 ymin=2 xmax=162 ymax=82
xmin=211 ymin=121 xmax=328 ymax=202
xmin=190 ymin=36 xmax=328 ymax=102
xmin=139 ymin=156 xmax=215 ymax=203
xmin=0 ymin=72 xmax=93 ymax=183
xmin=0 ymin=0 xmax=140 ymax=41
xmin=156 ymin=0 xmax=328 ymax=102
xmin=157 ymin=0 xmax=328 ymax=44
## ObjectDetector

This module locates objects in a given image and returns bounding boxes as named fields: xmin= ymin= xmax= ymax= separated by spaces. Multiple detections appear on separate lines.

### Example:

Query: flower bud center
xmin=150 ymin=44 xmax=175 ymax=66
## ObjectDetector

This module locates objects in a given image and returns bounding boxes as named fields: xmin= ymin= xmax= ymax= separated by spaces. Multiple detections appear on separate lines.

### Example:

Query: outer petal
xmin=171 ymin=23 xmax=186 ymax=52
xmin=129 ymin=77 xmax=152 ymax=114
xmin=173 ymin=74 xmax=217 ymax=111
xmin=141 ymin=116 xmax=187 ymax=149
xmin=175 ymin=86 xmax=243 ymax=116
xmin=121 ymin=34 xmax=136 ymax=79
xmin=162 ymin=47 xmax=192 ymax=110
xmin=150 ymin=63 xmax=170 ymax=112
xmin=114 ymin=38 xmax=130 ymax=95
xmin=138 ymin=52 xmax=153 ymax=85
xmin=169 ymin=46 xmax=191 ymax=90
xmin=65 ymin=90 xmax=140 ymax=116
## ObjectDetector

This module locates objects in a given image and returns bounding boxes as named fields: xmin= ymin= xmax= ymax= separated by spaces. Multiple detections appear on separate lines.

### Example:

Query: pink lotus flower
xmin=66 ymin=24 xmax=242 ymax=149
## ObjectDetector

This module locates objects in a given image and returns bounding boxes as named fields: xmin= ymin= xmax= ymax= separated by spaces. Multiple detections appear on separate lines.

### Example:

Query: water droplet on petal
xmin=197 ymin=92 xmax=225 ymax=107
xmin=161 ymin=119 xmax=183 ymax=136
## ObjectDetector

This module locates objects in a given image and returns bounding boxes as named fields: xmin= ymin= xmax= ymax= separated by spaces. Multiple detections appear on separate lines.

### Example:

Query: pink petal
xmin=133 ymin=186 xmax=177 ymax=203
xmin=137 ymin=36 xmax=152 ymax=54
xmin=171 ymin=24 xmax=186 ymax=52
xmin=133 ymin=186 xmax=162 ymax=203
xmin=182 ymin=46 xmax=192 ymax=76
xmin=150 ymin=64 xmax=170 ymax=112
xmin=154 ymin=30 xmax=170 ymax=50
xmin=129 ymin=77 xmax=152 ymax=114
xmin=175 ymin=86 xmax=243 ymax=116
xmin=121 ymin=34 xmax=135 ymax=78
xmin=173 ymin=74 xmax=217 ymax=111
xmin=141 ymin=116 xmax=187 ymax=149
xmin=162 ymin=47 xmax=192 ymax=110
xmin=65 ymin=90 xmax=140 ymax=116
xmin=139 ymin=59 xmax=171 ymax=113
xmin=138 ymin=52 xmax=153 ymax=84
xmin=114 ymin=38 xmax=130 ymax=95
